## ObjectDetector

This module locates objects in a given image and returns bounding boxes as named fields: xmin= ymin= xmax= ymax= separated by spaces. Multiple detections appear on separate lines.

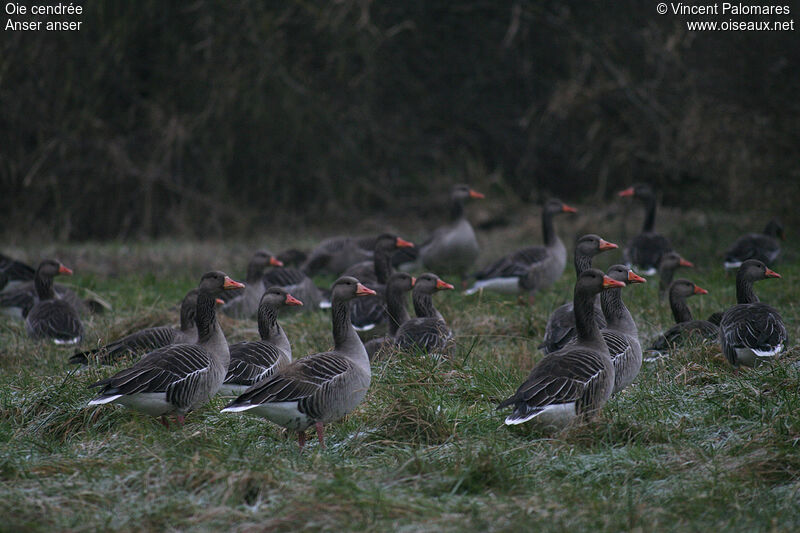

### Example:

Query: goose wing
xmin=89 ymin=344 xmax=212 ymax=406
xmin=225 ymin=341 xmax=288 ymax=387
xmin=225 ymin=353 xmax=351 ymax=419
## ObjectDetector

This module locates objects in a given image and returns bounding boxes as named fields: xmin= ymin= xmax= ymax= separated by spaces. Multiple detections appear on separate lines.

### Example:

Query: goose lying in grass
xmin=648 ymin=279 xmax=718 ymax=354
xmin=719 ymin=259 xmax=786 ymax=368
xmin=25 ymin=260 xmax=83 ymax=345
xmin=618 ymin=183 xmax=672 ymax=275
xmin=724 ymin=218 xmax=783 ymax=270
xmin=395 ymin=273 xmax=455 ymax=357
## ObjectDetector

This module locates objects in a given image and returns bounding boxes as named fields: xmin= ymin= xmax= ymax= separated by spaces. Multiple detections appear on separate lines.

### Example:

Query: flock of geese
xmin=0 ymin=183 xmax=789 ymax=448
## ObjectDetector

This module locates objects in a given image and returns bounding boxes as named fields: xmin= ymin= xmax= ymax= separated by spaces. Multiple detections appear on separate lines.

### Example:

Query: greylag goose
xmin=539 ymin=234 xmax=618 ymax=354
xmin=465 ymin=199 xmax=576 ymax=302
xmin=221 ymin=250 xmax=282 ymax=319
xmin=394 ymin=273 xmax=455 ymax=355
xmin=497 ymin=269 xmax=624 ymax=428
xmin=719 ymin=260 xmax=786 ymax=368
xmin=364 ymin=272 xmax=415 ymax=360
xmin=69 ymin=289 xmax=201 ymax=365
xmin=724 ymin=218 xmax=783 ymax=269
xmin=394 ymin=184 xmax=484 ymax=278
xmin=648 ymin=279 xmax=718 ymax=353
xmin=219 ymin=287 xmax=303 ymax=395
xmin=87 ymin=272 xmax=244 ymax=425
xmin=343 ymin=233 xmax=414 ymax=331
xmin=597 ymin=265 xmax=646 ymax=394
xmin=25 ymin=260 xmax=84 ymax=345
xmin=657 ymin=251 xmax=693 ymax=301
xmin=301 ymin=235 xmax=376 ymax=276
xmin=221 ymin=277 xmax=376 ymax=449
xmin=618 ymin=184 xmax=673 ymax=275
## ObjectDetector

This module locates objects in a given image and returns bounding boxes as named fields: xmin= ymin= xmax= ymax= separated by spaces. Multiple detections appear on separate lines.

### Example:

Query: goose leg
xmin=176 ymin=414 xmax=185 ymax=426
xmin=316 ymin=422 xmax=326 ymax=449
xmin=298 ymin=431 xmax=306 ymax=450
xmin=160 ymin=416 xmax=170 ymax=429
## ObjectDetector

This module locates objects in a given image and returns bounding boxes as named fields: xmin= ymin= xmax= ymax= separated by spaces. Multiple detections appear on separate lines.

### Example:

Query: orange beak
xmin=285 ymin=293 xmax=303 ymax=306
xmin=598 ymin=239 xmax=618 ymax=251
xmin=765 ymin=268 xmax=781 ymax=279
xmin=618 ymin=187 xmax=635 ymax=197
xmin=270 ymin=257 xmax=284 ymax=267
xmin=627 ymin=270 xmax=647 ymax=284
xmin=602 ymin=276 xmax=626 ymax=289
xmin=355 ymin=283 xmax=377 ymax=296
xmin=562 ymin=204 xmax=578 ymax=213
xmin=58 ymin=264 xmax=73 ymax=275
xmin=469 ymin=189 xmax=485 ymax=199
xmin=223 ymin=276 xmax=246 ymax=290
xmin=694 ymin=285 xmax=709 ymax=295
xmin=395 ymin=237 xmax=414 ymax=248
xmin=679 ymin=257 xmax=694 ymax=268
xmin=436 ymin=279 xmax=455 ymax=290
xmin=215 ymin=298 xmax=225 ymax=305
xmin=411 ymin=277 xmax=416 ymax=286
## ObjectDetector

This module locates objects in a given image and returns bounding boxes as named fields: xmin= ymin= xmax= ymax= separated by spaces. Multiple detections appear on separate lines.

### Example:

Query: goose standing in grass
xmin=724 ymin=218 xmax=783 ymax=269
xmin=70 ymin=289 xmax=200 ymax=365
xmin=657 ymin=251 xmax=693 ymax=301
xmin=87 ymin=272 xmax=244 ymax=426
xmin=465 ymin=199 xmax=576 ymax=303
xmin=221 ymin=250 xmax=283 ymax=319
xmin=222 ymin=277 xmax=376 ymax=449
xmin=597 ymin=264 xmax=646 ymax=394
xmin=220 ymin=287 xmax=303 ymax=396
xmin=364 ymin=272 xmax=415 ymax=360
xmin=394 ymin=184 xmax=484 ymax=280
xmin=25 ymin=260 xmax=84 ymax=345
xmin=540 ymin=234 xmax=618 ymax=354
xmin=342 ymin=233 xmax=414 ymax=331
xmin=648 ymin=279 xmax=718 ymax=353
xmin=497 ymin=269 xmax=624 ymax=428
xmin=618 ymin=184 xmax=672 ymax=275
xmin=719 ymin=259 xmax=786 ymax=368
xmin=395 ymin=273 xmax=454 ymax=356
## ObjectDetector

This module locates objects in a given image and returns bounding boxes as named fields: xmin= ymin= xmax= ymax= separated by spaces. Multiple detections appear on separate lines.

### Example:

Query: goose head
xmin=37 ymin=259 xmax=72 ymax=278
xmin=260 ymin=286 xmax=303 ymax=308
xmin=330 ymin=276 xmax=377 ymax=303
xmin=387 ymin=272 xmax=416 ymax=293
xmin=606 ymin=264 xmax=647 ymax=285
xmin=669 ymin=279 xmax=708 ymax=300
xmin=374 ymin=233 xmax=414 ymax=253
xmin=576 ymin=234 xmax=618 ymax=257
xmin=413 ymin=273 xmax=455 ymax=295
xmin=738 ymin=259 xmax=781 ymax=282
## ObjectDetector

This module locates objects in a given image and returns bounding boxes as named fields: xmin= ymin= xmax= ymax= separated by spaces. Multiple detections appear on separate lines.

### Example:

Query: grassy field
xmin=1 ymin=211 xmax=799 ymax=532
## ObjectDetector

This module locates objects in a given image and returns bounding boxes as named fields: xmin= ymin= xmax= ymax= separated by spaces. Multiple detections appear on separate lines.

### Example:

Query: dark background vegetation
xmin=1 ymin=0 xmax=798 ymax=240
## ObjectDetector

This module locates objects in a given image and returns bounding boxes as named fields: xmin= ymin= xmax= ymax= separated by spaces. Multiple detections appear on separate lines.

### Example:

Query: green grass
xmin=2 ymin=217 xmax=800 ymax=532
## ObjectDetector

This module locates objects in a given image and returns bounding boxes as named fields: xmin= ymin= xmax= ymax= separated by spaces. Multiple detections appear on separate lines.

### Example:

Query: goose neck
xmin=574 ymin=287 xmax=604 ymax=346
xmin=669 ymin=294 xmax=694 ymax=323
xmin=195 ymin=291 xmax=220 ymax=343
xmin=601 ymin=288 xmax=635 ymax=334
xmin=413 ymin=290 xmax=441 ymax=320
xmin=34 ymin=271 xmax=55 ymax=300
xmin=735 ymin=273 xmax=759 ymax=304
xmin=642 ymin=195 xmax=657 ymax=232
xmin=385 ymin=285 xmax=410 ymax=336
xmin=574 ymin=252 xmax=593 ymax=276
xmin=542 ymin=209 xmax=556 ymax=246
xmin=374 ymin=248 xmax=393 ymax=284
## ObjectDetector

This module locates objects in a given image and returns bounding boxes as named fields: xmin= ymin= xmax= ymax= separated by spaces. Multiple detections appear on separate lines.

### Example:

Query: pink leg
xmin=316 ymin=422 xmax=326 ymax=449
xmin=176 ymin=414 xmax=185 ymax=426
xmin=298 ymin=431 xmax=306 ymax=450
xmin=527 ymin=293 xmax=535 ymax=306
xmin=160 ymin=416 xmax=170 ymax=429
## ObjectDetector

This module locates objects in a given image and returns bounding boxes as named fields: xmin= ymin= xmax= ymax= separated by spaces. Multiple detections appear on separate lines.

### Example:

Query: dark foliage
xmin=1 ymin=1 xmax=798 ymax=240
